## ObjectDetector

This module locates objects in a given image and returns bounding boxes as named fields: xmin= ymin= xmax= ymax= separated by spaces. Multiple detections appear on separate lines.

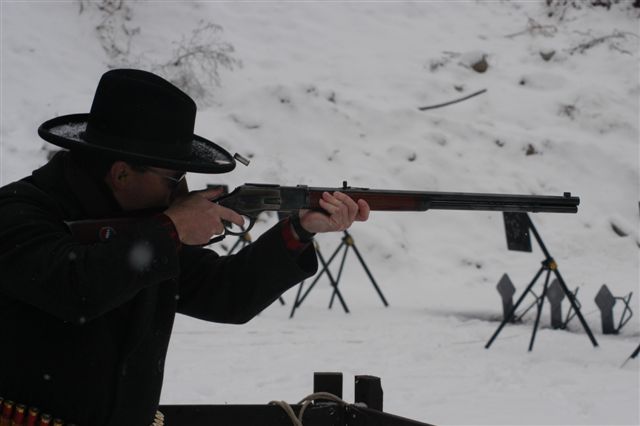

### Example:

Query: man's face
xmin=112 ymin=163 xmax=188 ymax=211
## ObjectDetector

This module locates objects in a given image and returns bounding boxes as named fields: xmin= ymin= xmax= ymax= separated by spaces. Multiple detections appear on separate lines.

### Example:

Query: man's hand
xmin=164 ymin=188 xmax=244 ymax=245
xmin=297 ymin=191 xmax=370 ymax=235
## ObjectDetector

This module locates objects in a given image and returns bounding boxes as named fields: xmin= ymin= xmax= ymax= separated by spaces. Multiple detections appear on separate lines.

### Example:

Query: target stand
xmin=289 ymin=230 xmax=388 ymax=319
xmin=485 ymin=213 xmax=598 ymax=351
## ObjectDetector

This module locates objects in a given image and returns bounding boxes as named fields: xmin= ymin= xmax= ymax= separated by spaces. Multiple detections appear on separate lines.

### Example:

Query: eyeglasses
xmin=143 ymin=168 xmax=186 ymax=189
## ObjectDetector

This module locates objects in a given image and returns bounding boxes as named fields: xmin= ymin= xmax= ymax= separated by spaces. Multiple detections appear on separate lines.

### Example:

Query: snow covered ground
xmin=1 ymin=1 xmax=639 ymax=425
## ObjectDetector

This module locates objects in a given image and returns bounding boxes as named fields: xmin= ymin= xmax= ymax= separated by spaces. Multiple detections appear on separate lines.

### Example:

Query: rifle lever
xmin=201 ymin=216 xmax=256 ymax=247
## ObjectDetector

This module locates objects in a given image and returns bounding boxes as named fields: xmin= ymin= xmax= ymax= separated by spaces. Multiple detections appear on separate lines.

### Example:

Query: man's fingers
xmin=322 ymin=192 xmax=355 ymax=211
xmin=194 ymin=188 xmax=246 ymax=227
xmin=323 ymin=191 xmax=340 ymax=206
xmin=317 ymin=192 xmax=363 ymax=231
xmin=214 ymin=204 xmax=245 ymax=228
xmin=299 ymin=192 xmax=370 ymax=235
xmin=331 ymin=192 xmax=357 ymax=220
xmin=319 ymin=199 xmax=347 ymax=230
xmin=318 ymin=193 xmax=339 ymax=215
xmin=356 ymin=199 xmax=370 ymax=221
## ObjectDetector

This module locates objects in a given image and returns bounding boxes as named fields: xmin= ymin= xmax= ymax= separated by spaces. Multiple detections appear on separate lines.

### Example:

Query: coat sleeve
xmin=0 ymin=182 xmax=181 ymax=324
xmin=176 ymin=221 xmax=318 ymax=324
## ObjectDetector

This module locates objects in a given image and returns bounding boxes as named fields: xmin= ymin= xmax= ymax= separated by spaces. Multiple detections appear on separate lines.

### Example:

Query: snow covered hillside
xmin=1 ymin=1 xmax=639 ymax=425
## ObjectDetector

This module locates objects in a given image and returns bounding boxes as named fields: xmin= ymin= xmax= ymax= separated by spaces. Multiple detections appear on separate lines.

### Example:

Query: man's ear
xmin=108 ymin=161 xmax=132 ymax=190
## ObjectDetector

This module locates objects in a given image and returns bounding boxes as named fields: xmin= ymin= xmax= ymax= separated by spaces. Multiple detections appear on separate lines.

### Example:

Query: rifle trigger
xmin=203 ymin=234 xmax=226 ymax=246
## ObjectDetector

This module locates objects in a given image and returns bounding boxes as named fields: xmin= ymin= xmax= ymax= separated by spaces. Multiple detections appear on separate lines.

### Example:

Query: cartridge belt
xmin=150 ymin=410 xmax=165 ymax=426
xmin=0 ymin=396 xmax=73 ymax=426
xmin=1 ymin=397 xmax=164 ymax=426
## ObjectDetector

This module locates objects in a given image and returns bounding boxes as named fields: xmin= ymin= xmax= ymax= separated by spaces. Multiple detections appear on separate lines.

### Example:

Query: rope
xmin=269 ymin=392 xmax=349 ymax=426
xmin=269 ymin=400 xmax=302 ymax=426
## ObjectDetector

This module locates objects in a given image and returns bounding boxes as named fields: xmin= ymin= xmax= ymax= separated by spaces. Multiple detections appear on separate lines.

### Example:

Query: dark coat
xmin=0 ymin=152 xmax=317 ymax=426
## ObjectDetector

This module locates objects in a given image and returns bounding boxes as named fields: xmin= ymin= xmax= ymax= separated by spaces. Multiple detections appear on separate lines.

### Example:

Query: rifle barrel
xmin=306 ymin=188 xmax=579 ymax=214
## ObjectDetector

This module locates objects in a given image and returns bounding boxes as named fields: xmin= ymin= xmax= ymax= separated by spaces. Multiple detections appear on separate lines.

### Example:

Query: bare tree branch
xmin=418 ymin=89 xmax=487 ymax=111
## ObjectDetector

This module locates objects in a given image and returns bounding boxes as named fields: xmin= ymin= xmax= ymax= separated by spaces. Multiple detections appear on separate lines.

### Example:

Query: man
xmin=0 ymin=69 xmax=369 ymax=425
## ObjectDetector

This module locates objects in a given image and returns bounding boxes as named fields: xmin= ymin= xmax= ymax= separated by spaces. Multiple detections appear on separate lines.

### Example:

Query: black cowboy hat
xmin=38 ymin=69 xmax=236 ymax=174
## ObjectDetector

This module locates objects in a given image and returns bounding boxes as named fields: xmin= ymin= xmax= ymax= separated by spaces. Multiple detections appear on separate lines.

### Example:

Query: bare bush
xmin=568 ymin=30 xmax=639 ymax=55
xmin=78 ymin=0 xmax=139 ymax=63
xmin=77 ymin=1 xmax=241 ymax=106
xmin=505 ymin=17 xmax=558 ymax=38
xmin=545 ymin=0 xmax=640 ymax=20
xmin=152 ymin=21 xmax=242 ymax=105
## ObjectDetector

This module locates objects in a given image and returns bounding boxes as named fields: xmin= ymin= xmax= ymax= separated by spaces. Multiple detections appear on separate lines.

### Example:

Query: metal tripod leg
xmin=552 ymin=268 xmax=599 ymax=347
xmin=486 ymin=264 xmax=546 ymax=349
xmin=527 ymin=217 xmax=599 ymax=348
xmin=350 ymin=238 xmax=389 ymax=307
xmin=289 ymin=231 xmax=385 ymax=318
xmin=316 ymin=242 xmax=350 ymax=313
xmin=328 ymin=241 xmax=351 ymax=310
xmin=328 ymin=231 xmax=388 ymax=308
xmin=289 ymin=282 xmax=305 ymax=318
xmin=528 ymin=268 xmax=552 ymax=351
xmin=228 ymin=237 xmax=244 ymax=254
xmin=289 ymin=241 xmax=350 ymax=318
xmin=488 ymin=214 xmax=599 ymax=350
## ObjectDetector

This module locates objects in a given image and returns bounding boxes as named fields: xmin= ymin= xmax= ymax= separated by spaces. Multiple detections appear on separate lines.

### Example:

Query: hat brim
xmin=38 ymin=114 xmax=236 ymax=174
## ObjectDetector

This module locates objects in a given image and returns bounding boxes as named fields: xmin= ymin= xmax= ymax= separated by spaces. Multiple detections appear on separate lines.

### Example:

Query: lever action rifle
xmin=66 ymin=181 xmax=579 ymax=243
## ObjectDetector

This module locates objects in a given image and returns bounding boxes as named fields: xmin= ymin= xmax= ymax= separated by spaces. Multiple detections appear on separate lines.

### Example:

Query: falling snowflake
xmin=128 ymin=241 xmax=153 ymax=272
